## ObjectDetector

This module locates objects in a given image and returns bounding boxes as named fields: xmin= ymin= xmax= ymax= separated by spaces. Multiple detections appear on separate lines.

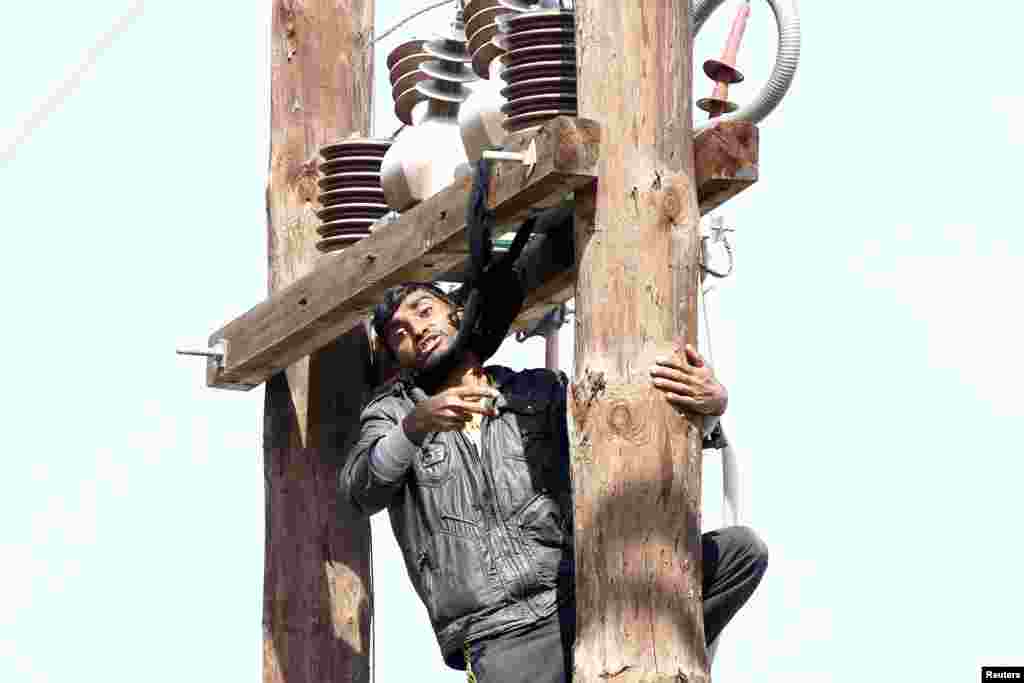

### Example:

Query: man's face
xmin=382 ymin=290 xmax=459 ymax=370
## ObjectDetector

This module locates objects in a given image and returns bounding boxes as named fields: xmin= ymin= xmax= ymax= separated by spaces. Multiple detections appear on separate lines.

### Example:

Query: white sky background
xmin=1 ymin=1 xmax=1022 ymax=681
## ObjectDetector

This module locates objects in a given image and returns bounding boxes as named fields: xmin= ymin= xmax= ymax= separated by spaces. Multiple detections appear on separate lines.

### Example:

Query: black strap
xmin=410 ymin=159 xmax=536 ymax=396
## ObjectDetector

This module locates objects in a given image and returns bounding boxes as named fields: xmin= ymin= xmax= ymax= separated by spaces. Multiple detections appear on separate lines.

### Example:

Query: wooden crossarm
xmin=202 ymin=117 xmax=757 ymax=391
xmin=206 ymin=117 xmax=601 ymax=390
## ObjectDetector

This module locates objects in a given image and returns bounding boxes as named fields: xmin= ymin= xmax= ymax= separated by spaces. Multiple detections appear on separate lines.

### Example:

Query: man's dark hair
xmin=371 ymin=282 xmax=460 ymax=356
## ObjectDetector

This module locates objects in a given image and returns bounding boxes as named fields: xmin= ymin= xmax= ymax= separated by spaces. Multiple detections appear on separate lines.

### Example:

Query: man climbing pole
xmin=340 ymin=280 xmax=767 ymax=682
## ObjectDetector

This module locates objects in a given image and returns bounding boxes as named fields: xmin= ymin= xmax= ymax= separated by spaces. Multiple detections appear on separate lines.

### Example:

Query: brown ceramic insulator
xmin=386 ymin=39 xmax=426 ymax=71
xmin=315 ymin=203 xmax=390 ymax=222
xmin=503 ymin=108 xmax=577 ymax=134
xmin=493 ymin=26 xmax=573 ymax=50
xmin=500 ymin=44 xmax=575 ymax=68
xmin=703 ymin=59 xmax=745 ymax=85
xmin=389 ymin=50 xmax=432 ymax=125
xmin=465 ymin=0 xmax=526 ymax=79
xmin=316 ymin=137 xmax=391 ymax=255
xmin=320 ymin=138 xmax=392 ymax=160
xmin=420 ymin=59 xmax=478 ymax=84
xmin=466 ymin=5 xmax=506 ymax=42
xmin=319 ymin=156 xmax=386 ymax=176
xmin=316 ymin=219 xmax=378 ymax=237
xmin=464 ymin=0 xmax=500 ymax=21
xmin=413 ymin=33 xmax=474 ymax=106
xmin=389 ymin=53 xmax=430 ymax=85
xmin=501 ymin=93 xmax=576 ymax=117
xmin=389 ymin=52 xmax=432 ymax=86
xmin=317 ymin=186 xmax=387 ymax=208
xmin=416 ymin=79 xmax=473 ymax=105
xmin=500 ymin=60 xmax=575 ymax=84
xmin=317 ymin=171 xmax=383 ymax=192
xmin=471 ymin=38 xmax=503 ymax=80
xmin=422 ymin=37 xmax=473 ymax=65
xmin=696 ymin=97 xmax=740 ymax=115
xmin=391 ymin=70 xmax=431 ymax=105
xmin=500 ymin=75 xmax=575 ymax=99
xmin=395 ymin=85 xmax=427 ymax=126
xmin=497 ymin=7 xmax=577 ymax=135
xmin=496 ymin=8 xmax=574 ymax=33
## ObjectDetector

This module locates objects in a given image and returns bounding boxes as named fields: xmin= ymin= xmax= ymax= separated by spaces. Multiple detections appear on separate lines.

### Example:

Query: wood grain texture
xmin=695 ymin=121 xmax=759 ymax=215
xmin=208 ymin=116 xmax=600 ymax=390
xmin=261 ymin=2 xmax=374 ymax=682
xmin=572 ymin=3 xmax=708 ymax=682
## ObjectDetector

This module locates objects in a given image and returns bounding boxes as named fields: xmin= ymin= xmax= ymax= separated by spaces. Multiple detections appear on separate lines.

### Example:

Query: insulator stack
xmin=315 ymin=138 xmax=392 ymax=255
xmin=465 ymin=0 xmax=521 ymax=79
xmin=388 ymin=39 xmax=431 ymax=126
xmin=382 ymin=19 xmax=477 ymax=211
xmin=497 ymin=5 xmax=578 ymax=135
xmin=414 ymin=28 xmax=476 ymax=115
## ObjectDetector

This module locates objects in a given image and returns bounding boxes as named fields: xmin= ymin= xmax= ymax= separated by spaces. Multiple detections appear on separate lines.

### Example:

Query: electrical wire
xmin=369 ymin=0 xmax=456 ymax=47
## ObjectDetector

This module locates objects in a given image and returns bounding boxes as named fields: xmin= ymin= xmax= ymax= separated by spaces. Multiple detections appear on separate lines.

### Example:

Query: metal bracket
xmin=482 ymin=140 xmax=538 ymax=179
xmin=516 ymin=303 xmax=570 ymax=342
xmin=176 ymin=340 xmax=226 ymax=368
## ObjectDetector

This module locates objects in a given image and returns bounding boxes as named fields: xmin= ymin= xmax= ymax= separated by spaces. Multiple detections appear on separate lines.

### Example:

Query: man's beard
xmin=415 ymin=331 xmax=451 ymax=370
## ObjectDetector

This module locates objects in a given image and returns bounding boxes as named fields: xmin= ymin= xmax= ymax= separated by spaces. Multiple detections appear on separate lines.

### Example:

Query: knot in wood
xmin=662 ymin=185 xmax=683 ymax=223
xmin=608 ymin=402 xmax=633 ymax=437
xmin=604 ymin=395 xmax=650 ymax=445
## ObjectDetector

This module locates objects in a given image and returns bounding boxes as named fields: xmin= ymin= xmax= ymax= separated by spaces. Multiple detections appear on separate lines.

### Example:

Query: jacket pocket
xmin=517 ymin=493 xmax=567 ymax=547
xmin=517 ymin=493 xmax=569 ymax=588
xmin=502 ymin=396 xmax=552 ymax=461
xmin=412 ymin=442 xmax=453 ymax=487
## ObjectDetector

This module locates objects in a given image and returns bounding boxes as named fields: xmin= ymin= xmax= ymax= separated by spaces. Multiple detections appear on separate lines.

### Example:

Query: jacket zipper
xmin=476 ymin=413 xmax=540 ymax=616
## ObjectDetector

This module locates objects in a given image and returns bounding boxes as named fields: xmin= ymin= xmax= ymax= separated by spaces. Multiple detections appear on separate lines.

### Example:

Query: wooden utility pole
xmin=571 ymin=3 xmax=708 ymax=682
xmin=262 ymin=2 xmax=374 ymax=682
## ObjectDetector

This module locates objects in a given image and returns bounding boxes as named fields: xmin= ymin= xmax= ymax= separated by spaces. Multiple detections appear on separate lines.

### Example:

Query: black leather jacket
xmin=340 ymin=366 xmax=573 ymax=669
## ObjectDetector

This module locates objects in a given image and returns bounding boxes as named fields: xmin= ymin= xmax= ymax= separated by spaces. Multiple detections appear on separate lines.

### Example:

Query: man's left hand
xmin=649 ymin=343 xmax=728 ymax=416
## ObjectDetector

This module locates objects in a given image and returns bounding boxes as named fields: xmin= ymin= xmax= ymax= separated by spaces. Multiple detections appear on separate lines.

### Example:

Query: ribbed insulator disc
xmin=497 ymin=8 xmax=576 ymax=134
xmin=416 ymin=80 xmax=473 ymax=104
xmin=389 ymin=53 xmax=432 ymax=86
xmin=317 ymin=186 xmax=387 ymax=208
xmin=316 ymin=203 xmax=389 ymax=223
xmin=386 ymin=39 xmax=426 ymax=71
xmin=471 ymin=41 xmax=503 ymax=81
xmin=501 ymin=75 xmax=576 ymax=99
xmin=316 ymin=137 xmax=391 ymax=255
xmin=466 ymin=9 xmax=505 ymax=44
xmin=504 ymin=108 xmax=577 ymax=134
xmin=497 ymin=9 xmax=574 ymax=33
xmin=422 ymin=38 xmax=473 ymax=64
xmin=317 ymin=171 xmax=383 ymax=192
xmin=390 ymin=51 xmax=432 ymax=125
xmin=420 ymin=59 xmax=478 ymax=83
xmin=319 ymin=156 xmax=386 ymax=176
xmin=500 ymin=59 xmax=575 ymax=83
xmin=501 ymin=44 xmax=575 ymax=68
xmin=501 ymin=93 xmax=576 ymax=117
xmin=395 ymin=85 xmax=426 ymax=126
xmin=494 ymin=26 xmax=574 ymax=51
xmin=317 ymin=218 xmax=378 ymax=236
xmin=320 ymin=138 xmax=392 ymax=160
xmin=466 ymin=0 xmax=527 ymax=79
xmin=392 ymin=70 xmax=431 ymax=103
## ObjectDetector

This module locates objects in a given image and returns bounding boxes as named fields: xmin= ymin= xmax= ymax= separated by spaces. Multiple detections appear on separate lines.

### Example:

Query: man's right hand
xmin=402 ymin=386 xmax=500 ymax=443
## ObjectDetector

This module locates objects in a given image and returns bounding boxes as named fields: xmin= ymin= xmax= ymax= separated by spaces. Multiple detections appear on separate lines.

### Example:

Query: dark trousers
xmin=465 ymin=526 xmax=768 ymax=683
